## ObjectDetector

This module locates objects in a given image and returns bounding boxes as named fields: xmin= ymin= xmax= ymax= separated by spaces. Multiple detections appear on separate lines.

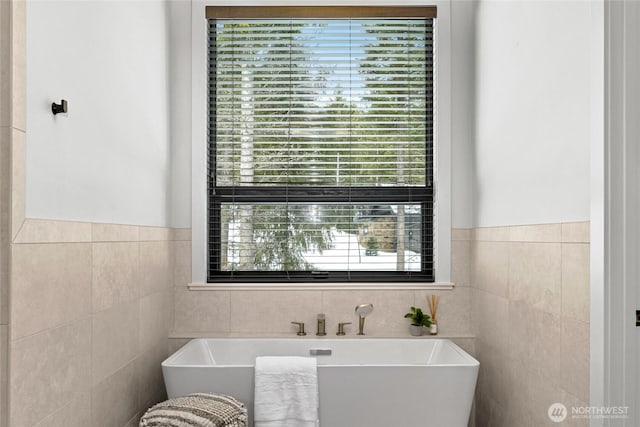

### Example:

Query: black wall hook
xmin=52 ymin=100 xmax=68 ymax=115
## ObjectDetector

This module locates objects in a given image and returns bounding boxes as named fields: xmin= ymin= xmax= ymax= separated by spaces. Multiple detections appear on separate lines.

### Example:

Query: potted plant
xmin=404 ymin=306 xmax=432 ymax=336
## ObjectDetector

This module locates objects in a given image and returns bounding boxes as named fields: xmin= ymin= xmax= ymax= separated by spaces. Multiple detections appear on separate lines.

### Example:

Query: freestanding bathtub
xmin=162 ymin=338 xmax=478 ymax=427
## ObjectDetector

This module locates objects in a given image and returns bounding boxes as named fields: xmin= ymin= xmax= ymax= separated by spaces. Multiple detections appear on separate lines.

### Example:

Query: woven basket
xmin=140 ymin=393 xmax=248 ymax=427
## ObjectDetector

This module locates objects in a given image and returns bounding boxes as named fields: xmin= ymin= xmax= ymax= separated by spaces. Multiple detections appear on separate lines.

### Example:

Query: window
xmin=206 ymin=6 xmax=436 ymax=282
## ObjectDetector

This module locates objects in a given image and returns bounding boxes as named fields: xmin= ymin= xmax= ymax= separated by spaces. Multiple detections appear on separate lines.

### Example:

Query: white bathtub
xmin=162 ymin=338 xmax=478 ymax=427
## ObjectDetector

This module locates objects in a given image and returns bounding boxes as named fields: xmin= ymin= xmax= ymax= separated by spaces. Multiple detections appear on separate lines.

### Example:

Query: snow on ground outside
xmin=303 ymin=230 xmax=420 ymax=271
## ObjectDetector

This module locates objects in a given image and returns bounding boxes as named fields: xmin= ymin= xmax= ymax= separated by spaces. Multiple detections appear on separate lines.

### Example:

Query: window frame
xmin=191 ymin=0 xmax=452 ymax=289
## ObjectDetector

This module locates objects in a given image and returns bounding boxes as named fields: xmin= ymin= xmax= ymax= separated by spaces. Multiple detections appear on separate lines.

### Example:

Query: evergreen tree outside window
xmin=207 ymin=7 xmax=435 ymax=282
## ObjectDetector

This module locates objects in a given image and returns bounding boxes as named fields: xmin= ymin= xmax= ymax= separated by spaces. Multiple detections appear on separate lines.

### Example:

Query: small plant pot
xmin=409 ymin=324 xmax=423 ymax=336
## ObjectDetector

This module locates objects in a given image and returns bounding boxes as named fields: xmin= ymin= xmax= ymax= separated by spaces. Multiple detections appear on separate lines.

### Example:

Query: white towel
xmin=254 ymin=356 xmax=319 ymax=427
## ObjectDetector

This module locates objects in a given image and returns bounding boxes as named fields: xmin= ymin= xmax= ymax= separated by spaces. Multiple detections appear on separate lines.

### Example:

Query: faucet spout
xmin=355 ymin=303 xmax=373 ymax=335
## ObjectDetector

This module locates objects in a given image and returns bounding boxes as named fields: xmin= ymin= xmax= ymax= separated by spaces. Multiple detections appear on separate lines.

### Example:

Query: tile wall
xmin=8 ymin=219 xmax=184 ymax=427
xmin=471 ymin=222 xmax=590 ymax=427
xmin=171 ymin=229 xmax=475 ymax=352
xmin=1 ymin=0 xmax=25 ymax=425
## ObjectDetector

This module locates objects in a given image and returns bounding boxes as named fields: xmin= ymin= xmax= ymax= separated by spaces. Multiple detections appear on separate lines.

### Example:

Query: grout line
xmin=92 ymin=355 xmax=138 ymax=393
xmin=29 ymin=389 xmax=90 ymax=427
xmin=11 ymin=217 xmax=25 ymax=244
xmin=10 ymin=314 xmax=91 ymax=345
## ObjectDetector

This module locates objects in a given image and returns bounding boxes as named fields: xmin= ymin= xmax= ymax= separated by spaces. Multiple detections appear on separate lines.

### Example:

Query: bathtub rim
xmin=162 ymin=337 xmax=479 ymax=369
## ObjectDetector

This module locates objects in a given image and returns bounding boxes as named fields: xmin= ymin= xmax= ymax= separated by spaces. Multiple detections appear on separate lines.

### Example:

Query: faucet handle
xmin=291 ymin=322 xmax=306 ymax=336
xmin=337 ymin=322 xmax=352 ymax=336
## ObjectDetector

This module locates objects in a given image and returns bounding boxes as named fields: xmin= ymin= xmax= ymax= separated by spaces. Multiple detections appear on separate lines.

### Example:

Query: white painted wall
xmin=169 ymin=0 xmax=192 ymax=228
xmin=24 ymin=0 xmax=594 ymax=229
xmin=451 ymin=0 xmax=476 ymax=228
xmin=26 ymin=0 xmax=171 ymax=226
xmin=473 ymin=0 xmax=592 ymax=227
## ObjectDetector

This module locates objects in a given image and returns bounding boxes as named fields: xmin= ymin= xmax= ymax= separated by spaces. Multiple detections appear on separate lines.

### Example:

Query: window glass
xmin=208 ymin=17 xmax=434 ymax=282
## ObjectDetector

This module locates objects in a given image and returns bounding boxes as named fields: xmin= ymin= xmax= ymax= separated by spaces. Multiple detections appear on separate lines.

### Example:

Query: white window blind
xmin=208 ymin=14 xmax=434 ymax=282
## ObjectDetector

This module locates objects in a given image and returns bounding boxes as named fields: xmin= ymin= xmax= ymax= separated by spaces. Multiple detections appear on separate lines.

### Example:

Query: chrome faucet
xmin=355 ymin=303 xmax=374 ymax=335
xmin=316 ymin=313 xmax=327 ymax=336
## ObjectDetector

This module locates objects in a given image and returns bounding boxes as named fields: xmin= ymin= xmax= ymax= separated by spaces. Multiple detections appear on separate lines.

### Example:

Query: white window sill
xmin=187 ymin=282 xmax=455 ymax=291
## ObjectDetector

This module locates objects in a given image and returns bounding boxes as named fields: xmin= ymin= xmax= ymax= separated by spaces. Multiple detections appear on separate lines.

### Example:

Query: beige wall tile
xmin=168 ymin=338 xmax=191 ymax=355
xmin=11 ymin=243 xmax=92 ymax=339
xmin=561 ymin=318 xmax=590 ymax=402
xmin=0 ymin=325 xmax=6 ymax=426
xmin=474 ymin=390 xmax=491 ymax=427
xmin=140 ymin=241 xmax=172 ymax=296
xmin=494 ymin=401 xmax=524 ymax=427
xmin=139 ymin=226 xmax=172 ymax=241
xmin=471 ymin=241 xmax=509 ymax=297
xmin=471 ymin=290 xmax=509 ymax=355
xmin=320 ymin=290 xmax=411 ymax=336
xmin=415 ymin=287 xmax=471 ymax=335
xmin=509 ymin=223 xmax=561 ymax=242
xmin=505 ymin=300 xmax=530 ymax=372
xmin=473 ymin=227 xmax=510 ymax=242
xmin=92 ymin=242 xmax=139 ymax=313
xmin=509 ymin=242 xmax=562 ymax=314
xmin=92 ymin=300 xmax=140 ymax=386
xmin=562 ymin=222 xmax=590 ymax=243
xmin=508 ymin=301 xmax=562 ymax=383
xmin=452 ymin=239 xmax=471 ymax=286
xmin=475 ymin=341 xmax=517 ymax=414
xmin=560 ymin=390 xmax=589 ymax=427
xmin=172 ymin=228 xmax=192 ymax=241
xmin=451 ymin=228 xmax=472 ymax=241
xmin=524 ymin=369 xmax=565 ymax=427
xmin=475 ymin=339 xmax=527 ymax=427
xmin=140 ymin=290 xmax=170 ymax=353
xmin=10 ymin=128 xmax=24 ymax=240
xmin=10 ymin=320 xmax=91 ymax=427
xmin=32 ymin=394 xmax=92 ymax=427
xmin=167 ymin=283 xmax=175 ymax=336
xmin=11 ymin=0 xmax=25 ymax=132
xmin=174 ymin=287 xmax=230 ymax=333
xmin=475 ymin=340 xmax=531 ymax=427
xmin=232 ymin=290 xmax=322 ymax=334
xmin=0 ymin=130 xmax=8 ymax=325
xmin=0 ymin=0 xmax=9 ymax=127
xmin=136 ymin=342 xmax=168 ymax=411
xmin=15 ymin=219 xmax=92 ymax=243
xmin=92 ymin=223 xmax=139 ymax=242
xmin=91 ymin=361 xmax=139 ymax=427
xmin=450 ymin=338 xmax=475 ymax=356
xmin=562 ymin=243 xmax=590 ymax=323
xmin=471 ymin=222 xmax=590 ymax=427
xmin=125 ymin=413 xmax=143 ymax=427
xmin=174 ymin=240 xmax=192 ymax=286
xmin=0 ymin=129 xmax=7 ymax=325
xmin=0 ymin=253 xmax=6 ymax=327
